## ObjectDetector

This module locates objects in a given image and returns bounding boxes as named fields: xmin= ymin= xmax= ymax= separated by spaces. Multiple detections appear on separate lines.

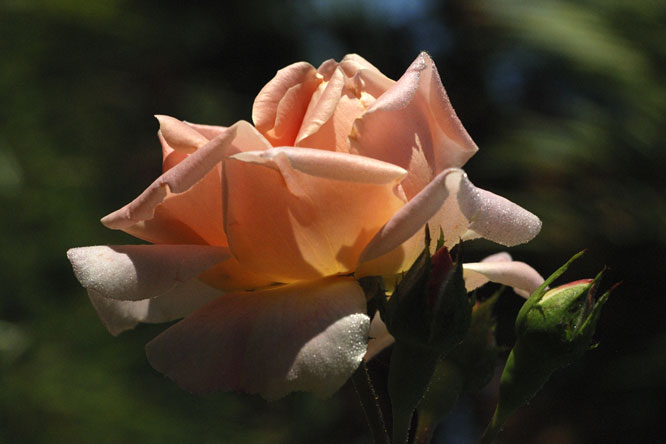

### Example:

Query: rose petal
xmin=295 ymin=67 xmax=369 ymax=153
xmin=295 ymin=57 xmax=395 ymax=153
xmin=358 ymin=168 xmax=541 ymax=269
xmin=231 ymin=147 xmax=407 ymax=185
xmin=479 ymin=252 xmax=512 ymax=263
xmin=145 ymin=277 xmax=370 ymax=399
xmin=88 ymin=279 xmax=223 ymax=336
xmin=185 ymin=122 xmax=227 ymax=140
xmin=463 ymin=257 xmax=544 ymax=298
xmin=102 ymin=121 xmax=271 ymax=245
xmin=101 ymin=126 xmax=235 ymax=230
xmin=350 ymin=52 xmax=478 ymax=199
xmin=67 ymin=245 xmax=230 ymax=301
xmin=340 ymin=54 xmax=395 ymax=98
xmin=364 ymin=312 xmax=394 ymax=361
xmin=159 ymin=121 xmax=228 ymax=172
xmin=456 ymin=173 xmax=543 ymax=246
xmin=354 ymin=229 xmax=425 ymax=279
xmin=155 ymin=115 xmax=209 ymax=154
xmin=358 ymin=169 xmax=459 ymax=265
xmin=197 ymin=255 xmax=276 ymax=291
xmin=223 ymin=149 xmax=406 ymax=282
xmin=126 ymin=164 xmax=225 ymax=245
xmin=295 ymin=67 xmax=345 ymax=146
xmin=317 ymin=58 xmax=338 ymax=79
xmin=160 ymin=130 xmax=189 ymax=173
xmin=339 ymin=54 xmax=385 ymax=77
xmin=252 ymin=61 xmax=321 ymax=146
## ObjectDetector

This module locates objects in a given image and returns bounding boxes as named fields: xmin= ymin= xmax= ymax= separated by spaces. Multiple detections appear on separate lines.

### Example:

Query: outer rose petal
xmin=252 ymin=61 xmax=322 ymax=146
xmin=101 ymin=125 xmax=236 ymax=232
xmin=358 ymin=169 xmax=542 ymax=274
xmin=364 ymin=312 xmax=393 ymax=362
xmin=145 ymin=277 xmax=370 ymax=399
xmin=67 ymin=245 xmax=230 ymax=301
xmin=160 ymin=130 xmax=189 ymax=173
xmin=124 ymin=163 xmax=225 ymax=245
xmin=88 ymin=279 xmax=223 ymax=335
xmin=476 ymin=251 xmax=512 ymax=262
xmin=102 ymin=121 xmax=271 ymax=245
xmin=463 ymin=254 xmax=545 ymax=297
xmin=350 ymin=52 xmax=478 ymax=199
xmin=160 ymin=119 xmax=228 ymax=172
xmin=155 ymin=115 xmax=209 ymax=154
xmin=185 ymin=122 xmax=227 ymax=140
xmin=223 ymin=148 xmax=406 ymax=282
xmin=197 ymin=255 xmax=276 ymax=291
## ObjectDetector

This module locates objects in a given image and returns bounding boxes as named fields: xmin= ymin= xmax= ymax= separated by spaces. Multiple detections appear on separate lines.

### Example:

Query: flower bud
xmin=516 ymin=278 xmax=605 ymax=363
xmin=479 ymin=251 xmax=614 ymax=444
xmin=512 ymin=251 xmax=612 ymax=370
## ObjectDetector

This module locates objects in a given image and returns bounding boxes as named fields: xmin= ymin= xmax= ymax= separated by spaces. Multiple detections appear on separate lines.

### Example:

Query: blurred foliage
xmin=1 ymin=0 xmax=664 ymax=443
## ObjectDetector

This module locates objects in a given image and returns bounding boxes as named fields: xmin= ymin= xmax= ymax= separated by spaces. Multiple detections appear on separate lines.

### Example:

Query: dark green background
xmin=1 ymin=1 xmax=664 ymax=443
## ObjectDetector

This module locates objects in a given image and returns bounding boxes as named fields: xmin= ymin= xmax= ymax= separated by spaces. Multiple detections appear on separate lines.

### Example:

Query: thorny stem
xmin=352 ymin=361 xmax=391 ymax=444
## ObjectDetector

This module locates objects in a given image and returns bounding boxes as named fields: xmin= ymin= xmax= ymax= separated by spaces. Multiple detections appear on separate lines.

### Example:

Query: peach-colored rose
xmin=67 ymin=53 xmax=542 ymax=399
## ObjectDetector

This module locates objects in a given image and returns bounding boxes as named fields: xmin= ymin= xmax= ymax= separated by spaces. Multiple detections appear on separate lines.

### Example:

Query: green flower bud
xmin=517 ymin=278 xmax=604 ymax=363
xmin=480 ymin=251 xmax=614 ymax=444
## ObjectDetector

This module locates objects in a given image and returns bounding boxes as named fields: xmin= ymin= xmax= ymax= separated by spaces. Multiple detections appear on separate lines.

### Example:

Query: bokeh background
xmin=1 ymin=0 xmax=665 ymax=443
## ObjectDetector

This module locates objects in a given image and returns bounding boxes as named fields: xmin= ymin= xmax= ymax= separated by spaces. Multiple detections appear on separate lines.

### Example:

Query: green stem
xmin=414 ymin=361 xmax=464 ymax=444
xmin=352 ymin=361 xmax=391 ymax=444
xmin=388 ymin=343 xmax=440 ymax=444
xmin=478 ymin=407 xmax=508 ymax=444
xmin=413 ymin=411 xmax=435 ymax=444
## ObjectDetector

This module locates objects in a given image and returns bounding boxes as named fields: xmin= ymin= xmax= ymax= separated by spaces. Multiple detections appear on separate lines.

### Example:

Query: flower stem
xmin=352 ymin=361 xmax=391 ymax=444
xmin=478 ymin=407 xmax=509 ymax=444
xmin=413 ymin=411 xmax=436 ymax=444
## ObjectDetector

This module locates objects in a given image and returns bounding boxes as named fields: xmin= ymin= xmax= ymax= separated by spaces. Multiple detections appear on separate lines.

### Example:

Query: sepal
xmin=380 ymin=228 xmax=472 ymax=354
xmin=373 ymin=228 xmax=473 ymax=443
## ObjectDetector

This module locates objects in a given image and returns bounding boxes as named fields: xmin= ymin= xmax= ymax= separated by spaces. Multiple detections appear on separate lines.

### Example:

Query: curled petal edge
xmin=463 ymin=260 xmax=545 ymax=298
xmin=358 ymin=168 xmax=542 ymax=266
xmin=102 ymin=121 xmax=269 ymax=231
xmin=88 ymin=279 xmax=223 ymax=336
xmin=67 ymin=244 xmax=231 ymax=301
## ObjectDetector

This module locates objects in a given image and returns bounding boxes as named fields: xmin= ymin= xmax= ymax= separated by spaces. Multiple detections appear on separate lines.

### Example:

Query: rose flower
xmin=68 ymin=53 xmax=542 ymax=399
